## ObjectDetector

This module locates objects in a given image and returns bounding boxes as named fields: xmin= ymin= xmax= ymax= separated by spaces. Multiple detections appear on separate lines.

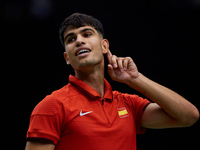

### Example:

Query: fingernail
xmin=123 ymin=67 xmax=127 ymax=71
xmin=113 ymin=64 xmax=117 ymax=68
xmin=120 ymin=69 xmax=124 ymax=72
xmin=108 ymin=64 xmax=112 ymax=69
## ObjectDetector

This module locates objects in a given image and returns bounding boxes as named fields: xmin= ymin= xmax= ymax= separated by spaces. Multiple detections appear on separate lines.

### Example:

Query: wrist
xmin=126 ymin=73 xmax=146 ymax=91
xmin=125 ymin=72 xmax=141 ymax=85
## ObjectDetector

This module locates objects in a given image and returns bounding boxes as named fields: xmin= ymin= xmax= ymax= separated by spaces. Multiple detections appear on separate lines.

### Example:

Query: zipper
xmin=101 ymin=99 xmax=110 ymax=126
xmin=101 ymin=99 xmax=104 ymax=105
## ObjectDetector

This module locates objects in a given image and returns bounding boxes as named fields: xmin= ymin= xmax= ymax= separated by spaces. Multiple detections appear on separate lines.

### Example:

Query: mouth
xmin=75 ymin=48 xmax=91 ymax=56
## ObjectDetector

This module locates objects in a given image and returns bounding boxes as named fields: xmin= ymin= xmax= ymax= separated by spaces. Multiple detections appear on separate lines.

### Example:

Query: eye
xmin=67 ymin=37 xmax=76 ymax=43
xmin=84 ymin=32 xmax=92 ymax=37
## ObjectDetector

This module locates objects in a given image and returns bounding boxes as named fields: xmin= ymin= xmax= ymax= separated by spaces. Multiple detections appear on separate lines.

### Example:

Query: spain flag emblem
xmin=117 ymin=107 xmax=129 ymax=118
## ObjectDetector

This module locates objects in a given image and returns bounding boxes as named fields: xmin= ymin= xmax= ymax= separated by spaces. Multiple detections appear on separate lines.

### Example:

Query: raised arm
xmin=106 ymin=50 xmax=199 ymax=129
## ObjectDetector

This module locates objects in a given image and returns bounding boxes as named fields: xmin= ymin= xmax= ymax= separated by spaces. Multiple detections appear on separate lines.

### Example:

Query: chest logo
xmin=79 ymin=110 xmax=93 ymax=116
xmin=117 ymin=107 xmax=129 ymax=118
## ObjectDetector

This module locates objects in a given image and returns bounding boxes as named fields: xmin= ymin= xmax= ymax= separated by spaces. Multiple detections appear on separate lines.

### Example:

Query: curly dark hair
xmin=59 ymin=13 xmax=104 ymax=47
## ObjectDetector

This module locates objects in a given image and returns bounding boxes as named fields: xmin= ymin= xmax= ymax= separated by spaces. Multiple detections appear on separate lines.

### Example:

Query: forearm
xmin=106 ymin=50 xmax=199 ymax=126
xmin=126 ymin=73 xmax=199 ymax=125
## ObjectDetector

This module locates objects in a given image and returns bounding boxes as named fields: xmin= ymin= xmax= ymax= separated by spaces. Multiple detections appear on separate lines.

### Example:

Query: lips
xmin=75 ymin=47 xmax=91 ymax=56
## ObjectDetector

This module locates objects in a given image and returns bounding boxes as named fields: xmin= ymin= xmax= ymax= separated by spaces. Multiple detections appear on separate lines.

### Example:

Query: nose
xmin=76 ymin=35 xmax=85 ymax=47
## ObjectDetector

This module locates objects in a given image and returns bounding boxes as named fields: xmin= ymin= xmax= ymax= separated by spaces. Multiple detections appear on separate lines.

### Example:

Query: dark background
xmin=2 ymin=0 xmax=200 ymax=149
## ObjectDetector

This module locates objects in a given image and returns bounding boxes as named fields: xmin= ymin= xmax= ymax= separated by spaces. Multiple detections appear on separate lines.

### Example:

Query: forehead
xmin=63 ymin=25 xmax=97 ymax=37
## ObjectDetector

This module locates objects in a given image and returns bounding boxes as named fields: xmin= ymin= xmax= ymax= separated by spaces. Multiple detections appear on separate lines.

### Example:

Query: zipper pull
xmin=101 ymin=99 xmax=104 ymax=105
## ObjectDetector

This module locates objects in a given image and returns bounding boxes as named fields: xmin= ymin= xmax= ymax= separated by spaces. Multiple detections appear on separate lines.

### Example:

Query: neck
xmin=75 ymin=63 xmax=105 ymax=98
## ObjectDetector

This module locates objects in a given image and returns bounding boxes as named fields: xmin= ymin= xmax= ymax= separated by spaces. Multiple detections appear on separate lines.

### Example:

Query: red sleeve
xmin=26 ymin=95 xmax=64 ymax=145
xmin=117 ymin=92 xmax=150 ymax=134
xmin=133 ymin=96 xmax=150 ymax=134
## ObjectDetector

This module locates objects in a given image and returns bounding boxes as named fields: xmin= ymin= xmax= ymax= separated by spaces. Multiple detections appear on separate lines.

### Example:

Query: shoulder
xmin=112 ymin=90 xmax=143 ymax=102
xmin=31 ymin=83 xmax=79 ymax=116
xmin=51 ymin=83 xmax=80 ymax=100
xmin=112 ymin=91 xmax=150 ymax=107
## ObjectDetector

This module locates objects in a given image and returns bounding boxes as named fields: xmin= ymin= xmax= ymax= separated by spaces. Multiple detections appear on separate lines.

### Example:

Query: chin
xmin=75 ymin=59 xmax=103 ymax=70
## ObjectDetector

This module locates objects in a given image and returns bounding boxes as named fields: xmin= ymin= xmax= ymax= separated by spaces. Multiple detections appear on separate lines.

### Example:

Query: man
xmin=25 ymin=13 xmax=199 ymax=150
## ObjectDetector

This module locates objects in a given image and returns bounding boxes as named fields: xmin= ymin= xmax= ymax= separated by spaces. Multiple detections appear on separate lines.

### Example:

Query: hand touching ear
xmin=106 ymin=49 xmax=140 ymax=84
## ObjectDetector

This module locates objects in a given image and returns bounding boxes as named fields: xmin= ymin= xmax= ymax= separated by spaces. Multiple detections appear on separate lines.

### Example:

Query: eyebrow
xmin=64 ymin=28 xmax=95 ymax=42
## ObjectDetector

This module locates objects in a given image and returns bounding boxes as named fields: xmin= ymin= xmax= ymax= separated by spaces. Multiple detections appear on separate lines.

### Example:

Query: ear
xmin=101 ymin=39 xmax=109 ymax=54
xmin=64 ymin=52 xmax=71 ymax=65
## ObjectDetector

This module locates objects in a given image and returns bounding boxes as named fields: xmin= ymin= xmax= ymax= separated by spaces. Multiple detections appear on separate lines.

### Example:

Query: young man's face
xmin=63 ymin=25 xmax=109 ymax=71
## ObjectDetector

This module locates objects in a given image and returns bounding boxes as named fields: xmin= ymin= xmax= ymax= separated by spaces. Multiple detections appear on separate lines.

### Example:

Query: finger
xmin=107 ymin=64 xmax=116 ymax=79
xmin=117 ymin=57 xmax=124 ymax=71
xmin=106 ymin=49 xmax=112 ymax=64
xmin=107 ymin=64 xmax=113 ymax=70
xmin=111 ymin=55 xmax=118 ymax=68
xmin=123 ymin=57 xmax=129 ymax=70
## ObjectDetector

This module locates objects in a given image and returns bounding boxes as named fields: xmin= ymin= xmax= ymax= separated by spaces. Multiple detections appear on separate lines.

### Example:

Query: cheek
xmin=91 ymin=41 xmax=102 ymax=53
xmin=89 ymin=36 xmax=101 ymax=48
xmin=65 ymin=45 xmax=74 ymax=56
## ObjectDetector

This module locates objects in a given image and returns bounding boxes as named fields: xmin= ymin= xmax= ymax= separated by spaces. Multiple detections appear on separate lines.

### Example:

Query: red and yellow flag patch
xmin=117 ymin=107 xmax=129 ymax=118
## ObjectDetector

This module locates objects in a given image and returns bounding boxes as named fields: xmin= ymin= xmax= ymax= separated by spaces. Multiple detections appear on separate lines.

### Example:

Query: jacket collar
xmin=69 ymin=75 xmax=113 ymax=102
